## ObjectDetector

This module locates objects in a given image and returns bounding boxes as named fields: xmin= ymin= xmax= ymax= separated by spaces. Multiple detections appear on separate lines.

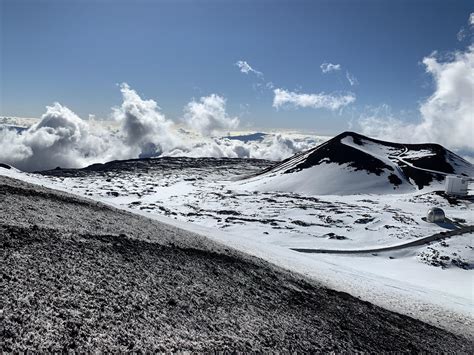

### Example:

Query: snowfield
xmin=1 ymin=131 xmax=473 ymax=339
xmin=3 ymin=175 xmax=471 ymax=351
xmin=1 ymin=152 xmax=473 ymax=340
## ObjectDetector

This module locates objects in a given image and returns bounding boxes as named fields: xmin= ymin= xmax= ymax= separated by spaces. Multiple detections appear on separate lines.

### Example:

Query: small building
xmin=426 ymin=207 xmax=445 ymax=223
xmin=445 ymin=176 xmax=469 ymax=196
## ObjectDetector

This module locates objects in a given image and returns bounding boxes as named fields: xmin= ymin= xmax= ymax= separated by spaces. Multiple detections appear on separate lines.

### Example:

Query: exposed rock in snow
xmin=239 ymin=132 xmax=473 ymax=195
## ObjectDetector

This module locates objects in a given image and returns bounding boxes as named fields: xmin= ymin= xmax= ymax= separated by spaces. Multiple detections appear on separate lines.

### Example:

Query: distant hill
xmin=225 ymin=132 xmax=267 ymax=143
xmin=239 ymin=132 xmax=473 ymax=195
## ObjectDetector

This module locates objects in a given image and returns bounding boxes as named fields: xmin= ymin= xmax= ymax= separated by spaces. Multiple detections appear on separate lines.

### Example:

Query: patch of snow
xmin=236 ymin=161 xmax=413 ymax=195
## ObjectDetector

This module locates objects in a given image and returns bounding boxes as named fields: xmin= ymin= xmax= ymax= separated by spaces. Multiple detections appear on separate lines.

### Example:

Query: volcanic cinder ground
xmin=1 ymin=132 xmax=473 ymax=351
xmin=1 ymin=175 xmax=472 ymax=352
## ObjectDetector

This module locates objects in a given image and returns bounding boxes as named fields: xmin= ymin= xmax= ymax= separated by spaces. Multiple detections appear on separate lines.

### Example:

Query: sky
xmin=1 ymin=0 xmax=473 ymax=134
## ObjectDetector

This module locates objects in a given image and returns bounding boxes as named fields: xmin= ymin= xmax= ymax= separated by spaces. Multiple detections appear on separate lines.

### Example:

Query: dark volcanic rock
xmin=284 ymin=136 xmax=393 ymax=175
xmin=0 ymin=176 xmax=471 ymax=352
xmin=35 ymin=157 xmax=273 ymax=178
xmin=388 ymin=173 xmax=403 ymax=186
xmin=225 ymin=132 xmax=267 ymax=143
xmin=250 ymin=131 xmax=473 ymax=191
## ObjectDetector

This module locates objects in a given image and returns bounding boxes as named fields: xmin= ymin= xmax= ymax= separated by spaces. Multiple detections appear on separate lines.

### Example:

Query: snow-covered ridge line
xmin=238 ymin=131 xmax=473 ymax=195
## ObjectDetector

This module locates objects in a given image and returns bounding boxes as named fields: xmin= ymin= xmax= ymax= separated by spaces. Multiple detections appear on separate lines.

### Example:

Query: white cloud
xmin=0 ymin=103 xmax=126 ymax=171
xmin=165 ymin=133 xmax=324 ymax=161
xmin=346 ymin=71 xmax=359 ymax=86
xmin=321 ymin=63 xmax=359 ymax=85
xmin=112 ymin=83 xmax=181 ymax=157
xmin=0 ymin=83 xmax=184 ymax=171
xmin=358 ymin=45 xmax=474 ymax=152
xmin=0 ymin=128 xmax=34 ymax=164
xmin=320 ymin=62 xmax=341 ymax=73
xmin=183 ymin=94 xmax=239 ymax=136
xmin=417 ymin=46 xmax=474 ymax=148
xmin=0 ymin=84 xmax=329 ymax=171
xmin=470 ymin=12 xmax=474 ymax=26
xmin=272 ymin=88 xmax=356 ymax=110
xmin=235 ymin=60 xmax=263 ymax=77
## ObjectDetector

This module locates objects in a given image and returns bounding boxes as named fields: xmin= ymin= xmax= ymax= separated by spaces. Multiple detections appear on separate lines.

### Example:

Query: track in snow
xmin=291 ymin=225 xmax=474 ymax=254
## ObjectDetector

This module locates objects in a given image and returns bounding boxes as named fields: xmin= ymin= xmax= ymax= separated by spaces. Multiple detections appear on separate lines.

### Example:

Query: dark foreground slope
xmin=0 ymin=176 xmax=471 ymax=352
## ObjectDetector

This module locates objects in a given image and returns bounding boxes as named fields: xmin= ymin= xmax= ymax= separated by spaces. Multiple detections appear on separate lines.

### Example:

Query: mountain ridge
xmin=241 ymin=131 xmax=473 ymax=195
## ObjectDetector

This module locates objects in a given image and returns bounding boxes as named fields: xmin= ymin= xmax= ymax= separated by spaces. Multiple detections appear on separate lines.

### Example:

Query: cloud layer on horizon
xmin=0 ymin=84 xmax=323 ymax=171
xmin=2 ymin=31 xmax=473 ymax=172
xmin=0 ymin=103 xmax=126 ymax=171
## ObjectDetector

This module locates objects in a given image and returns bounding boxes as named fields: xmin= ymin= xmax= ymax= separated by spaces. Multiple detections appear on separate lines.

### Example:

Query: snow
xmin=238 ymin=132 xmax=474 ymax=197
xmin=0 ymin=161 xmax=473 ymax=339
xmin=341 ymin=135 xmax=402 ymax=164
xmin=236 ymin=161 xmax=413 ymax=195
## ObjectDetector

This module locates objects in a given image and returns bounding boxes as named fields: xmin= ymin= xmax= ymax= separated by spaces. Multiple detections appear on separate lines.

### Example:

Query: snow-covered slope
xmin=238 ymin=132 xmax=473 ymax=195
xmin=1 ymin=157 xmax=473 ymax=339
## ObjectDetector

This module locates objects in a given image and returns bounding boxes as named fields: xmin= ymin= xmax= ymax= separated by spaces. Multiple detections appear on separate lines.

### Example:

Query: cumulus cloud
xmin=470 ymin=12 xmax=474 ymax=26
xmin=272 ymin=88 xmax=356 ymax=110
xmin=417 ymin=46 xmax=474 ymax=148
xmin=0 ymin=83 xmax=185 ymax=171
xmin=183 ymin=94 xmax=240 ymax=136
xmin=0 ymin=84 xmax=326 ymax=172
xmin=235 ymin=60 xmax=263 ymax=77
xmin=320 ymin=62 xmax=341 ymax=73
xmin=0 ymin=129 xmax=34 ymax=164
xmin=113 ymin=83 xmax=181 ymax=157
xmin=358 ymin=45 xmax=474 ymax=152
xmin=0 ymin=103 xmax=125 ymax=171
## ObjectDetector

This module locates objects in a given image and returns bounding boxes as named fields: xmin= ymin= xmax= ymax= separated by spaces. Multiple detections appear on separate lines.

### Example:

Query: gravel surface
xmin=1 ymin=175 xmax=472 ymax=352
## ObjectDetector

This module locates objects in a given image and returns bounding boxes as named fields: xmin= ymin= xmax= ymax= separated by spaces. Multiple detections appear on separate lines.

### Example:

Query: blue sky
xmin=1 ymin=0 xmax=473 ymax=133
